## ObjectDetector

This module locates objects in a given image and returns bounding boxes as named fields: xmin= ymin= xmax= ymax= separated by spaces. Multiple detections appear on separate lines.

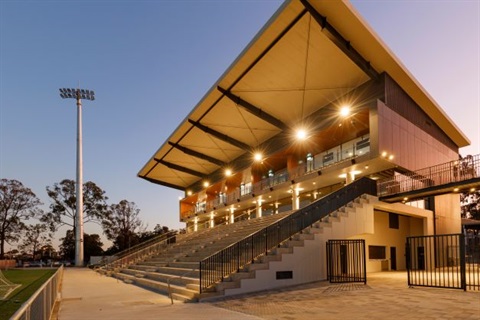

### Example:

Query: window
xmin=369 ymin=245 xmax=386 ymax=259
xmin=389 ymin=212 xmax=399 ymax=229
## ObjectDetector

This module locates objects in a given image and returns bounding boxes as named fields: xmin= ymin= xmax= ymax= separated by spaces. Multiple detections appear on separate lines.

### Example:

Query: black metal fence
xmin=326 ymin=239 xmax=366 ymax=284
xmin=406 ymin=234 xmax=480 ymax=291
xmin=199 ymin=177 xmax=377 ymax=293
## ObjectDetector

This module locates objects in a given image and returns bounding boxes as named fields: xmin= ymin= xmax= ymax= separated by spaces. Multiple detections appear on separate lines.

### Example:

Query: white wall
xmin=225 ymin=198 xmax=434 ymax=296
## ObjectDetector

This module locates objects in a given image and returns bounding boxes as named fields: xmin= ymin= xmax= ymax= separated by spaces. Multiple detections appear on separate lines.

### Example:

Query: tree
xmin=42 ymin=179 xmax=109 ymax=233
xmin=102 ymin=200 xmax=144 ymax=252
xmin=0 ymin=179 xmax=43 ymax=259
xmin=18 ymin=223 xmax=52 ymax=259
xmin=59 ymin=230 xmax=104 ymax=263
xmin=461 ymin=191 xmax=480 ymax=220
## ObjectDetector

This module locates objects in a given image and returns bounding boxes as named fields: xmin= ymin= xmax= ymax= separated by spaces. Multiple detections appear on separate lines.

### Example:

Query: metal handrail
xmin=96 ymin=230 xmax=179 ymax=268
xmin=100 ymin=232 xmax=184 ymax=271
xmin=11 ymin=265 xmax=64 ymax=320
xmin=378 ymin=154 xmax=480 ymax=197
xmin=199 ymin=177 xmax=377 ymax=293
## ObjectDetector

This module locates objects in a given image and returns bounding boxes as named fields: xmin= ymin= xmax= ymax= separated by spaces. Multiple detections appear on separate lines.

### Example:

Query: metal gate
xmin=326 ymin=239 xmax=366 ymax=284
xmin=406 ymin=234 xmax=480 ymax=291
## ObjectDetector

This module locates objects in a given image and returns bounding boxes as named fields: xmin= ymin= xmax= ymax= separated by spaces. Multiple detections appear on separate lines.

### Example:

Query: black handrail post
xmin=199 ymin=261 xmax=203 ymax=293
xmin=237 ymin=242 xmax=240 ymax=272
xmin=460 ymin=233 xmax=467 ymax=291
xmin=251 ymin=235 xmax=254 ymax=263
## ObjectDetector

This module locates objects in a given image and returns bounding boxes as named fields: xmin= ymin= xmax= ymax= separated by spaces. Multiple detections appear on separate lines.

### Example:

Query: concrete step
xmin=114 ymin=272 xmax=199 ymax=301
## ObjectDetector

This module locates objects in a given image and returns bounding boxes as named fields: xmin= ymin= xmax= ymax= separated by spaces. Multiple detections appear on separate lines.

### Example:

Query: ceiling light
xmin=203 ymin=181 xmax=210 ymax=188
xmin=296 ymin=129 xmax=307 ymax=140
xmin=225 ymin=169 xmax=232 ymax=177
xmin=254 ymin=152 xmax=263 ymax=162
xmin=340 ymin=106 xmax=351 ymax=117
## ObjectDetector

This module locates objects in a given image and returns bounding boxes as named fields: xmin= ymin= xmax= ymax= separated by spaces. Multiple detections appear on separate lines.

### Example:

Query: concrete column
xmin=346 ymin=172 xmax=356 ymax=185
xmin=210 ymin=212 xmax=215 ymax=228
xmin=194 ymin=216 xmax=198 ymax=232
xmin=292 ymin=188 xmax=300 ymax=210
xmin=256 ymin=200 xmax=263 ymax=218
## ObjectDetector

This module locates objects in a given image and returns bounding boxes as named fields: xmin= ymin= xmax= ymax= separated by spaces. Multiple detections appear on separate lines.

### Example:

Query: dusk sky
xmin=1 ymin=0 xmax=478 ymax=249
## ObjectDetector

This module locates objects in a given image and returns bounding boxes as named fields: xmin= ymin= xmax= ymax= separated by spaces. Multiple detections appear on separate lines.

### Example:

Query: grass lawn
xmin=0 ymin=268 xmax=57 ymax=319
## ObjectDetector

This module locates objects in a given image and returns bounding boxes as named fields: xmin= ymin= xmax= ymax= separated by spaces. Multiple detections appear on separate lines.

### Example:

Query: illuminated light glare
xmin=388 ymin=155 xmax=394 ymax=160
xmin=225 ymin=169 xmax=232 ymax=177
xmin=296 ymin=129 xmax=307 ymax=140
xmin=340 ymin=106 xmax=351 ymax=117
xmin=203 ymin=181 xmax=209 ymax=188
xmin=453 ymin=188 xmax=459 ymax=192
xmin=403 ymin=197 xmax=408 ymax=201
xmin=187 ymin=191 xmax=192 ymax=196
xmin=471 ymin=188 xmax=476 ymax=192
xmin=381 ymin=151 xmax=388 ymax=158
xmin=254 ymin=152 xmax=263 ymax=162
xmin=339 ymin=173 xmax=347 ymax=178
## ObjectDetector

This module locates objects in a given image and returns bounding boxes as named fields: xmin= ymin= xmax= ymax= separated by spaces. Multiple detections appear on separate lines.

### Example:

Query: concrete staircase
xmin=217 ymin=194 xmax=378 ymax=298
xmin=110 ymin=210 xmax=294 ymax=302
xmin=106 ymin=192 xmax=377 ymax=302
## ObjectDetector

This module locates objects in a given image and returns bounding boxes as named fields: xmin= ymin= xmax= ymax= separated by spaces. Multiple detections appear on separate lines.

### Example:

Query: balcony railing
xmin=184 ymin=137 xmax=370 ymax=218
xmin=378 ymin=154 xmax=480 ymax=197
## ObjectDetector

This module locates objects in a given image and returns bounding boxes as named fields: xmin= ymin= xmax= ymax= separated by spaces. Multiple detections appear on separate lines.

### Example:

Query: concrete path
xmin=58 ymin=268 xmax=480 ymax=320
xmin=58 ymin=268 xmax=260 ymax=320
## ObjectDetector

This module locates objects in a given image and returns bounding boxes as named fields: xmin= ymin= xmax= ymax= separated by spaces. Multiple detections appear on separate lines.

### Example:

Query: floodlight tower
xmin=59 ymin=88 xmax=95 ymax=267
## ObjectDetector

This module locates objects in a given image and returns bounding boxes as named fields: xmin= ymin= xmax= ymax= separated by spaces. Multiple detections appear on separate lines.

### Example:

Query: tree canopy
xmin=0 ymin=179 xmax=43 ymax=258
xmin=59 ymin=230 xmax=104 ymax=263
xmin=18 ymin=223 xmax=52 ymax=259
xmin=102 ymin=200 xmax=145 ymax=253
xmin=42 ymin=179 xmax=109 ymax=232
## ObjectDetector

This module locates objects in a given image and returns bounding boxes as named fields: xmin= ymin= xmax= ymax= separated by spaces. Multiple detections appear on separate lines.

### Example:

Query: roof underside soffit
xmin=141 ymin=5 xmax=373 ymax=190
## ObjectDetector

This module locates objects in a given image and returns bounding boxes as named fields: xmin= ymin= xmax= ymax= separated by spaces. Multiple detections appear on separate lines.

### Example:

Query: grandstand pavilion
xmin=135 ymin=0 xmax=472 ymax=294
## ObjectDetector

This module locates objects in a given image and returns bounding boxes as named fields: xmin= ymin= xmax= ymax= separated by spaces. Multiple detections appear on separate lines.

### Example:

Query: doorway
xmin=390 ymin=247 xmax=397 ymax=270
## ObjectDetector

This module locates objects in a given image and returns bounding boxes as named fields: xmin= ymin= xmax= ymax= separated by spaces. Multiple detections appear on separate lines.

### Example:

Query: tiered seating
xmin=112 ymin=210 xmax=293 ymax=301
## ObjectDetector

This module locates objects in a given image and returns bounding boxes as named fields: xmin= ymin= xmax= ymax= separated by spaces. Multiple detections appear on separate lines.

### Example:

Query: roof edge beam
xmin=188 ymin=119 xmax=251 ymax=151
xmin=154 ymin=158 xmax=205 ymax=178
xmin=138 ymin=175 xmax=185 ymax=191
xmin=300 ymin=0 xmax=380 ymax=81
xmin=218 ymin=86 xmax=289 ymax=131
xmin=168 ymin=141 xmax=226 ymax=167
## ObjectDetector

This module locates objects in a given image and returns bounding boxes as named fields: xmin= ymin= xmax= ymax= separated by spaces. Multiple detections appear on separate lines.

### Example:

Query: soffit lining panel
xmin=139 ymin=0 xmax=469 ymax=189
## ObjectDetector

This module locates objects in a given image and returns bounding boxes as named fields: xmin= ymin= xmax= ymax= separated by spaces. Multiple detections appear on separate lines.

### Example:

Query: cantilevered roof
xmin=138 ymin=0 xmax=470 ymax=190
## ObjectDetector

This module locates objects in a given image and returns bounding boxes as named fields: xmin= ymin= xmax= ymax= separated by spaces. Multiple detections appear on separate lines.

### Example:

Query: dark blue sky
xmin=1 ymin=0 xmax=478 ymax=249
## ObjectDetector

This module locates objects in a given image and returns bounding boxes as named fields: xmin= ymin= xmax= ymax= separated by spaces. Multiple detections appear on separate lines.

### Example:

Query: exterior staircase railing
xmin=99 ymin=231 xmax=180 ymax=271
xmin=199 ymin=177 xmax=377 ymax=293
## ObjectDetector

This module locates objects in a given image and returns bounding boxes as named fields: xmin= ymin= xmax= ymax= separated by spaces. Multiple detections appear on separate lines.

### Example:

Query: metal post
xmin=59 ymin=88 xmax=95 ymax=267
xmin=75 ymin=95 xmax=84 ymax=267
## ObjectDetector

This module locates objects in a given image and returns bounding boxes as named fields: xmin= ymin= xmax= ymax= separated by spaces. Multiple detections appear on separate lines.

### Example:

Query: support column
xmin=194 ymin=216 xmax=198 ymax=232
xmin=256 ymin=199 xmax=263 ymax=218
xmin=229 ymin=207 xmax=235 ymax=224
xmin=274 ymin=202 xmax=279 ymax=214
xmin=292 ymin=188 xmax=300 ymax=210
xmin=346 ymin=172 xmax=356 ymax=185
xmin=210 ymin=212 xmax=215 ymax=228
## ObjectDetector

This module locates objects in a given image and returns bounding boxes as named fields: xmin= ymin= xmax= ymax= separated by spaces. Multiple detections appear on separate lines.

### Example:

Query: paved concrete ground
xmin=58 ymin=268 xmax=480 ymax=320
